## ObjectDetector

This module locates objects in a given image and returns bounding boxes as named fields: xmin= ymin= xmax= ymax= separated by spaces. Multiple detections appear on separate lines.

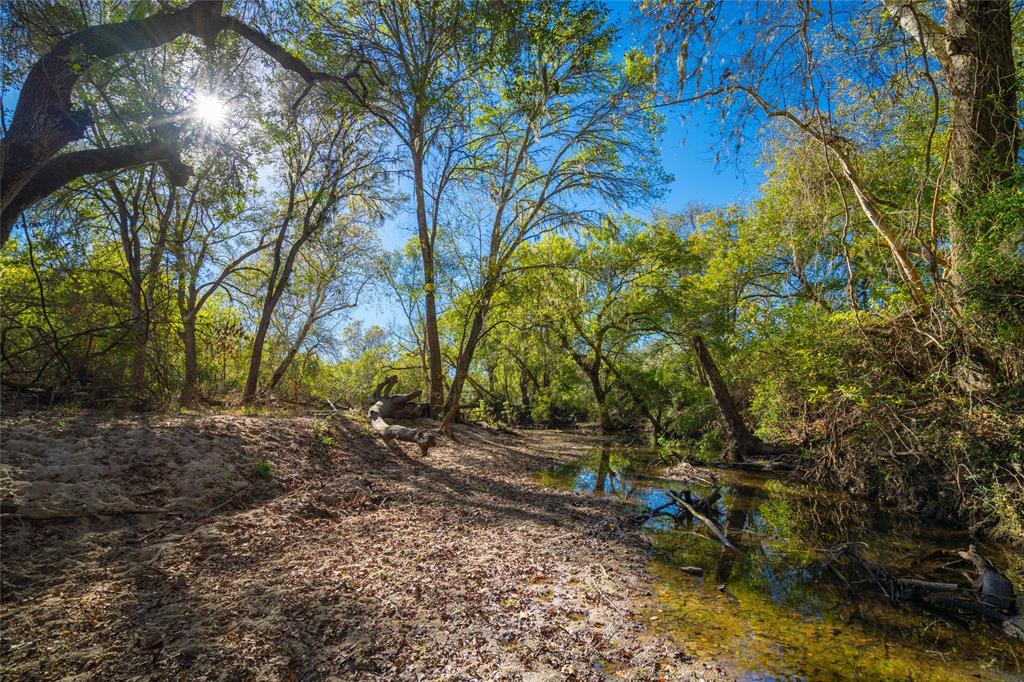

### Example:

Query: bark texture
xmin=943 ymin=0 xmax=1019 ymax=282
xmin=412 ymin=149 xmax=445 ymax=415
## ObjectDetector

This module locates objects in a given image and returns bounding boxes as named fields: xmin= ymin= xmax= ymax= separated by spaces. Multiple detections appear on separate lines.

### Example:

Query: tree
xmin=265 ymin=217 xmax=377 ymax=394
xmin=241 ymin=87 xmax=389 ymax=402
xmin=437 ymin=1 xmax=670 ymax=426
xmin=692 ymin=334 xmax=765 ymax=462
xmin=499 ymin=218 xmax=690 ymax=433
xmin=884 ymin=0 xmax=1019 ymax=281
xmin=639 ymin=0 xmax=1011 ymax=306
xmin=0 ymin=0 xmax=366 ymax=240
xmin=171 ymin=174 xmax=268 ymax=407
xmin=302 ymin=0 xmax=479 ymax=414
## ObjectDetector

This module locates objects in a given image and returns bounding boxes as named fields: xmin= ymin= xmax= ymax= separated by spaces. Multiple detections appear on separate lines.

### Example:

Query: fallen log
xmin=368 ymin=376 xmax=437 ymax=456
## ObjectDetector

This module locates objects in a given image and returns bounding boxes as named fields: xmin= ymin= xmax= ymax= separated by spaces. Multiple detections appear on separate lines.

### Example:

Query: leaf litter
xmin=1 ymin=409 xmax=727 ymax=681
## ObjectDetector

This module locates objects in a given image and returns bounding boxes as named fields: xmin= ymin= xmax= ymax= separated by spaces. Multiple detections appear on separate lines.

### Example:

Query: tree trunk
xmin=242 ymin=206 xmax=309 ymax=402
xmin=129 ymin=300 xmax=147 ymax=396
xmin=126 ymin=234 xmax=147 ymax=397
xmin=180 ymin=315 xmax=198 ymax=407
xmin=602 ymin=355 xmax=662 ymax=437
xmin=267 ymin=310 xmax=319 ymax=393
xmin=944 ymin=0 xmax=1019 ymax=285
xmin=519 ymin=372 xmax=531 ymax=418
xmin=587 ymin=368 xmax=612 ymax=431
xmin=243 ymin=309 xmax=274 ymax=401
xmin=594 ymin=444 xmax=612 ymax=494
xmin=692 ymin=335 xmax=763 ymax=462
xmin=440 ymin=303 xmax=488 ymax=428
xmin=412 ymin=147 xmax=444 ymax=415
xmin=129 ymin=184 xmax=173 ymax=400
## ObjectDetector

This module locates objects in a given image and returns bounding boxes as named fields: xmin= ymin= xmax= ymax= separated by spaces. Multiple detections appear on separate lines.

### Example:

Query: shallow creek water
xmin=539 ymin=444 xmax=1024 ymax=681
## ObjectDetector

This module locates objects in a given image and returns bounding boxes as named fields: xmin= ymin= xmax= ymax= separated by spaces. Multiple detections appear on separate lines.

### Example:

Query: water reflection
xmin=540 ymin=445 xmax=1024 ymax=681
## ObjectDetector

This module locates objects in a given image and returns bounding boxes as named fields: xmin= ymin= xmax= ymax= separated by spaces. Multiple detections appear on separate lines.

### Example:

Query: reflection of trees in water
xmin=716 ymin=485 xmax=763 ymax=584
xmin=595 ymin=444 xmax=612 ymax=494
xmin=588 ymin=443 xmax=660 ymax=497
xmin=582 ymin=447 xmax=899 ymax=586
xmin=758 ymin=479 xmax=883 ymax=555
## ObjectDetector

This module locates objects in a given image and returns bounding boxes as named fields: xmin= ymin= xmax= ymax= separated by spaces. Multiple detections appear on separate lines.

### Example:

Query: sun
xmin=193 ymin=93 xmax=227 ymax=128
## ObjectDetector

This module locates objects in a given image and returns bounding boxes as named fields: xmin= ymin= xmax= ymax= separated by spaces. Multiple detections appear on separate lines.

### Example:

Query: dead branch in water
xmin=822 ymin=542 xmax=1022 ymax=641
xmin=667 ymin=489 xmax=738 ymax=551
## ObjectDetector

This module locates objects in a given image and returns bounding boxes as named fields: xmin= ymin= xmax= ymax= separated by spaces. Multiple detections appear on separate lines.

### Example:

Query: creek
xmin=539 ymin=444 xmax=1024 ymax=681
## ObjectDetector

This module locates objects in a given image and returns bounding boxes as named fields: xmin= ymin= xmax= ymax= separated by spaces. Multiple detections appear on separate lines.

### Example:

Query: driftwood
xmin=958 ymin=544 xmax=1016 ymax=612
xmin=637 ymin=483 xmax=741 ymax=553
xmin=368 ymin=376 xmax=436 ymax=456
xmin=822 ymin=542 xmax=1022 ymax=641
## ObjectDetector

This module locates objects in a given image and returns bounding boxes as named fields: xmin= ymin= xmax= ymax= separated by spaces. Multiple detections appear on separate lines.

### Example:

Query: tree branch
xmin=1 ymin=0 xmax=371 ymax=242
xmin=2 ymin=137 xmax=191 ymax=240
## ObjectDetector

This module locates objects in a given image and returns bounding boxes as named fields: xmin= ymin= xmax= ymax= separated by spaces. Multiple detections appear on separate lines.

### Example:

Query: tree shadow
xmin=2 ymin=411 xmax=654 ymax=679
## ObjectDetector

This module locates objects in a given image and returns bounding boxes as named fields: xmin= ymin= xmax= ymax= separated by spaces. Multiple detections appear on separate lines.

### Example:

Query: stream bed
xmin=539 ymin=444 xmax=1024 ymax=681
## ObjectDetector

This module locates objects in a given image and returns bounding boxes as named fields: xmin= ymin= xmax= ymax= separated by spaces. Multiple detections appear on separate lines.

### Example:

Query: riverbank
xmin=0 ymin=409 xmax=726 ymax=680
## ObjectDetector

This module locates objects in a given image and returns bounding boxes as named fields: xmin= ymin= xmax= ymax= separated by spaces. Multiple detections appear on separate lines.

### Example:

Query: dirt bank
xmin=0 ymin=409 xmax=726 ymax=681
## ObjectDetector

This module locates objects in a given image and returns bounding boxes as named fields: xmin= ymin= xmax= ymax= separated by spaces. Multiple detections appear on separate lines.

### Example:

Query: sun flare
xmin=193 ymin=93 xmax=227 ymax=128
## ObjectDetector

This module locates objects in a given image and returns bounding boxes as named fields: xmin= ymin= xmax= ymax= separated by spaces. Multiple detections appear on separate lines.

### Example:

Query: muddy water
xmin=539 ymin=445 xmax=1024 ymax=681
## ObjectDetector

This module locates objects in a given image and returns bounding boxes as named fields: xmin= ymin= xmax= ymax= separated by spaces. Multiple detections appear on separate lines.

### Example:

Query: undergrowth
xmin=748 ymin=307 xmax=1024 ymax=546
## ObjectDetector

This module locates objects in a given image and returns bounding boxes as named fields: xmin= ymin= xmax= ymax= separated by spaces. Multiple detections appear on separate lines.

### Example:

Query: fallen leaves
xmin=2 ymin=414 xmax=724 ymax=681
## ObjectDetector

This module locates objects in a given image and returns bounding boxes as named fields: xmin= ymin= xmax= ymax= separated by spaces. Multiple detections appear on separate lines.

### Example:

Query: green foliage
xmin=961 ymin=177 xmax=1024 ymax=354
xmin=312 ymin=419 xmax=337 ymax=451
xmin=253 ymin=460 xmax=275 ymax=479
xmin=3 ymin=0 xmax=1021 ymax=547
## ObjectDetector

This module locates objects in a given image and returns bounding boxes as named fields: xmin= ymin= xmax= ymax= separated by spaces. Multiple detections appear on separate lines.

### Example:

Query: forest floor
xmin=0 ymin=408 xmax=727 ymax=681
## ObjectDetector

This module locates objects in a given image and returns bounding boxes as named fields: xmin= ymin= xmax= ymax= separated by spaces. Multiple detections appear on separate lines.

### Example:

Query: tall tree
xmin=171 ymin=175 xmax=268 ymax=407
xmin=265 ymin=217 xmax=376 ymax=394
xmin=499 ymin=219 xmax=690 ymax=432
xmin=438 ymin=1 xmax=669 ymax=426
xmin=241 ymin=87 xmax=389 ymax=402
xmin=912 ymin=0 xmax=1018 ymax=282
xmin=303 ymin=0 xmax=478 ymax=414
